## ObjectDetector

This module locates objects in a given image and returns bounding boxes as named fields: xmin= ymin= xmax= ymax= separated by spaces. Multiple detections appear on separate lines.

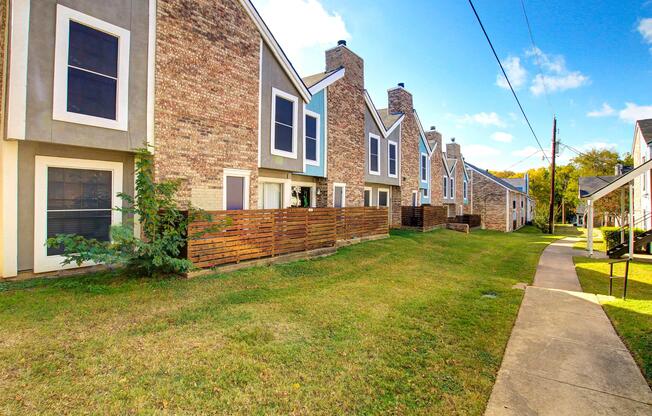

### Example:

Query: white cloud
xmin=618 ymin=102 xmax=652 ymax=123
xmin=638 ymin=18 xmax=652 ymax=51
xmin=530 ymin=72 xmax=589 ymax=96
xmin=496 ymin=56 xmax=527 ymax=90
xmin=491 ymin=132 xmax=513 ymax=143
xmin=587 ymin=103 xmax=615 ymax=118
xmin=463 ymin=144 xmax=502 ymax=161
xmin=456 ymin=112 xmax=506 ymax=127
xmin=526 ymin=47 xmax=565 ymax=74
xmin=511 ymin=146 xmax=542 ymax=158
xmin=253 ymin=0 xmax=350 ymax=74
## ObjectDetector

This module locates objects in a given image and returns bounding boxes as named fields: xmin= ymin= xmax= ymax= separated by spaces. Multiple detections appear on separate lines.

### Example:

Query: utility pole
xmin=548 ymin=116 xmax=557 ymax=234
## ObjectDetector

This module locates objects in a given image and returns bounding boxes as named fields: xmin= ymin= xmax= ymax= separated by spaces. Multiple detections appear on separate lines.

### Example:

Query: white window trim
xmin=463 ymin=180 xmax=468 ymax=200
xmin=443 ymin=176 xmax=449 ymax=199
xmin=364 ymin=186 xmax=373 ymax=207
xmin=223 ymin=168 xmax=251 ymax=210
xmin=334 ymin=182 xmax=346 ymax=208
xmin=258 ymin=177 xmax=292 ymax=209
xmin=52 ymin=5 xmax=130 ymax=131
xmin=377 ymin=188 xmax=390 ymax=208
xmin=412 ymin=190 xmax=419 ymax=207
xmin=303 ymin=108 xmax=320 ymax=167
xmin=450 ymin=177 xmax=455 ymax=199
xmin=420 ymin=153 xmax=428 ymax=183
xmin=291 ymin=180 xmax=317 ymax=208
xmin=387 ymin=140 xmax=398 ymax=178
xmin=368 ymin=133 xmax=381 ymax=176
xmin=34 ymin=156 xmax=123 ymax=273
xmin=271 ymin=87 xmax=299 ymax=159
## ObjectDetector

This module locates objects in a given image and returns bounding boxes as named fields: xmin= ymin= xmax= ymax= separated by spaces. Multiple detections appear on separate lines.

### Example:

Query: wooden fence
xmin=401 ymin=205 xmax=448 ymax=230
xmin=453 ymin=214 xmax=482 ymax=228
xmin=187 ymin=207 xmax=388 ymax=269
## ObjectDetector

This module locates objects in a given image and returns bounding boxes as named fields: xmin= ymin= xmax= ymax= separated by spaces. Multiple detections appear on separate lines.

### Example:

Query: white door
xmin=263 ymin=183 xmax=282 ymax=209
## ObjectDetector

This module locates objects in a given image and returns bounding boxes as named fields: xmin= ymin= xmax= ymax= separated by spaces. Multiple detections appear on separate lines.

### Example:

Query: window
xmin=463 ymin=180 xmax=468 ymax=199
xmin=364 ymin=188 xmax=372 ymax=207
xmin=450 ymin=178 xmax=455 ymax=199
xmin=423 ymin=188 xmax=428 ymax=198
xmin=34 ymin=157 xmax=123 ymax=273
xmin=53 ymin=5 xmax=130 ymax=131
xmin=369 ymin=134 xmax=380 ymax=175
xmin=334 ymin=184 xmax=346 ymax=208
xmin=513 ymin=200 xmax=517 ymax=209
xmin=421 ymin=153 xmax=427 ymax=182
xmin=261 ymin=183 xmax=282 ymax=209
xmin=291 ymin=185 xmax=314 ymax=208
xmin=223 ymin=169 xmax=250 ymax=210
xmin=271 ymin=88 xmax=299 ymax=158
xmin=521 ymin=200 xmax=524 ymax=208
xmin=378 ymin=190 xmax=389 ymax=207
xmin=443 ymin=176 xmax=448 ymax=199
xmin=304 ymin=111 xmax=320 ymax=166
xmin=388 ymin=141 xmax=398 ymax=178
xmin=412 ymin=191 xmax=418 ymax=207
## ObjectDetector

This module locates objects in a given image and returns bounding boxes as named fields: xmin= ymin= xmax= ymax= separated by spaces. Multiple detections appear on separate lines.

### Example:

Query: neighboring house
xmin=632 ymin=119 xmax=652 ymax=230
xmin=503 ymin=174 xmax=533 ymax=223
xmin=1 ymin=0 xmax=151 ymax=277
xmin=466 ymin=163 xmax=531 ymax=232
xmin=441 ymin=139 xmax=470 ymax=217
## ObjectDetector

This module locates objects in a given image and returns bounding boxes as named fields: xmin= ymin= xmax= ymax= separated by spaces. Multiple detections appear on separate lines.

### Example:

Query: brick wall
xmin=390 ymin=185 xmax=402 ymax=227
xmin=324 ymin=45 xmax=365 ymax=207
xmin=463 ymin=168 xmax=473 ymax=214
xmin=426 ymin=130 xmax=444 ymax=205
xmin=388 ymin=86 xmax=420 ymax=206
xmin=154 ymin=0 xmax=260 ymax=209
xmin=471 ymin=171 xmax=507 ymax=232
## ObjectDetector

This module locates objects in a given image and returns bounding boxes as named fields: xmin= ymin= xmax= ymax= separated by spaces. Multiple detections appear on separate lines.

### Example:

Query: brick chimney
xmin=388 ymin=83 xmax=413 ymax=114
xmin=426 ymin=126 xmax=442 ymax=153
xmin=326 ymin=40 xmax=363 ymax=90
xmin=446 ymin=138 xmax=461 ymax=159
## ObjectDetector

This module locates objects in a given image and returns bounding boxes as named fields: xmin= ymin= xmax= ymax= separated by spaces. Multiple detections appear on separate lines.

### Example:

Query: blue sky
xmin=252 ymin=0 xmax=652 ymax=171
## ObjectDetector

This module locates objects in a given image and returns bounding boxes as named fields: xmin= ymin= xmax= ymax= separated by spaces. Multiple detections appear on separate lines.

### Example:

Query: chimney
xmin=425 ymin=127 xmax=442 ymax=152
xmin=388 ymin=82 xmax=413 ymax=114
xmin=615 ymin=163 xmax=623 ymax=176
xmin=326 ymin=41 xmax=363 ymax=90
xmin=446 ymin=139 xmax=461 ymax=159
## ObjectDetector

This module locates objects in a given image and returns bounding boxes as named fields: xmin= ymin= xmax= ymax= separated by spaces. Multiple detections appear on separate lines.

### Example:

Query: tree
xmin=47 ymin=149 xmax=223 ymax=276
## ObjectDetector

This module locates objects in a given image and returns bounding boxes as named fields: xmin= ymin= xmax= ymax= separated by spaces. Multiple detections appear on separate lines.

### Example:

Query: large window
xmin=421 ymin=153 xmax=427 ymax=182
xmin=34 ymin=157 xmax=123 ymax=273
xmin=271 ymin=88 xmax=298 ymax=158
xmin=304 ymin=111 xmax=320 ymax=166
xmin=388 ymin=141 xmax=398 ymax=178
xmin=369 ymin=134 xmax=380 ymax=175
xmin=378 ymin=189 xmax=389 ymax=207
xmin=223 ymin=169 xmax=250 ymax=210
xmin=334 ymin=183 xmax=346 ymax=208
xmin=53 ymin=5 xmax=130 ymax=131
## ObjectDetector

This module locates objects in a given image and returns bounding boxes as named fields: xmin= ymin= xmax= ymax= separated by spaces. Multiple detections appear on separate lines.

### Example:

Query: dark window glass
xmin=370 ymin=137 xmax=379 ymax=172
xmin=513 ymin=201 xmax=516 ymax=209
xmin=69 ymin=21 xmax=118 ymax=77
xmin=450 ymin=179 xmax=454 ymax=198
xmin=364 ymin=190 xmax=371 ymax=207
xmin=67 ymin=68 xmax=117 ymax=119
xmin=334 ymin=186 xmax=344 ymax=208
xmin=443 ymin=177 xmax=448 ymax=197
xmin=46 ymin=167 xmax=113 ymax=256
xmin=379 ymin=191 xmax=388 ymax=207
xmin=67 ymin=21 xmax=119 ymax=120
xmin=305 ymin=115 xmax=317 ymax=162
xmin=421 ymin=155 xmax=427 ymax=180
xmin=226 ymin=176 xmax=245 ymax=210
xmin=389 ymin=143 xmax=397 ymax=175
xmin=275 ymin=96 xmax=294 ymax=127
xmin=274 ymin=124 xmax=293 ymax=153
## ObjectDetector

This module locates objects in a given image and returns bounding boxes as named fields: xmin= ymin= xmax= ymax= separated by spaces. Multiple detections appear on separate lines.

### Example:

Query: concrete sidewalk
xmin=485 ymin=238 xmax=652 ymax=415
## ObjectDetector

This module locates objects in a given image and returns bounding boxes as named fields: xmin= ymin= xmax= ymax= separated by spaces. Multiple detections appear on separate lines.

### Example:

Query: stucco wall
xmin=363 ymin=105 xmax=400 ymax=187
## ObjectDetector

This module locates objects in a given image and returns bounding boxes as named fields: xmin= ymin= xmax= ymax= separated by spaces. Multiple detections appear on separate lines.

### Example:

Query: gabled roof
xmin=302 ymin=67 xmax=345 ymax=94
xmin=239 ymin=0 xmax=311 ymax=101
xmin=578 ymin=176 xmax=617 ymax=198
xmin=413 ymin=110 xmax=434 ymax=156
xmin=465 ymin=162 xmax=528 ymax=195
xmin=446 ymin=158 xmax=458 ymax=172
xmin=504 ymin=177 xmax=526 ymax=191
xmin=636 ymin=119 xmax=652 ymax=145
xmin=581 ymin=159 xmax=652 ymax=201
xmin=363 ymin=91 xmax=404 ymax=138
xmin=377 ymin=109 xmax=403 ymax=131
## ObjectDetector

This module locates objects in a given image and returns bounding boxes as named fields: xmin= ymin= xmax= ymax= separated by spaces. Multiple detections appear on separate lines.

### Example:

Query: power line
xmin=506 ymin=148 xmax=545 ymax=171
xmin=467 ymin=0 xmax=551 ymax=165
xmin=519 ymin=0 xmax=554 ymax=114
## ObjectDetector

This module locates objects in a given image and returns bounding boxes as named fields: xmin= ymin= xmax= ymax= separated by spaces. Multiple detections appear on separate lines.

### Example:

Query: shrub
xmin=601 ymin=226 xmax=646 ymax=250
xmin=533 ymin=205 xmax=550 ymax=233
xmin=47 ymin=149 xmax=223 ymax=276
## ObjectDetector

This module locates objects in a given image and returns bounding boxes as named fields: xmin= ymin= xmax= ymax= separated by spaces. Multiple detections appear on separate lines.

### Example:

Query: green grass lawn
xmin=569 ymin=227 xmax=607 ymax=253
xmin=575 ymin=259 xmax=652 ymax=386
xmin=0 ymin=227 xmax=558 ymax=415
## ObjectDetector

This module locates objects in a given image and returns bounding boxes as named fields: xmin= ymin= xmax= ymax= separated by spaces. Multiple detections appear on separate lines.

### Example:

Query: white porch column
xmin=629 ymin=182 xmax=634 ymax=259
xmin=587 ymin=199 xmax=594 ymax=257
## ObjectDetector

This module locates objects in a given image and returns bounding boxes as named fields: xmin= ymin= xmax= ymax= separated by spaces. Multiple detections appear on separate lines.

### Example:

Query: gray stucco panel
xmin=364 ymin=106 xmax=400 ymax=186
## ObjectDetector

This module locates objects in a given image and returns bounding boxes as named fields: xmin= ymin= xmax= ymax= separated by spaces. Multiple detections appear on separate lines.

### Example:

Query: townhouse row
xmin=0 ymin=0 xmax=531 ymax=278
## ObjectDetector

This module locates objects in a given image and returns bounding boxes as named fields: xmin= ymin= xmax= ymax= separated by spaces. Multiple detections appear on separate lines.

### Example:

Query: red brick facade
xmin=469 ymin=169 xmax=527 ymax=232
xmin=154 ymin=0 xmax=260 ymax=209
xmin=322 ymin=45 xmax=366 ymax=207
xmin=388 ymin=87 xmax=420 ymax=206
xmin=427 ymin=130 xmax=444 ymax=206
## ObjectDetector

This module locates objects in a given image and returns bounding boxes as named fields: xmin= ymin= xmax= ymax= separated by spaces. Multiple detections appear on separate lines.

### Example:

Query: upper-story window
xmin=443 ymin=176 xmax=448 ymax=198
xmin=369 ymin=134 xmax=380 ymax=175
xmin=421 ymin=153 xmax=427 ymax=182
xmin=388 ymin=141 xmax=398 ymax=178
xmin=53 ymin=5 xmax=130 ymax=131
xmin=450 ymin=177 xmax=455 ymax=199
xmin=304 ymin=110 xmax=320 ymax=166
xmin=271 ymin=88 xmax=298 ymax=158
xmin=463 ymin=180 xmax=468 ymax=200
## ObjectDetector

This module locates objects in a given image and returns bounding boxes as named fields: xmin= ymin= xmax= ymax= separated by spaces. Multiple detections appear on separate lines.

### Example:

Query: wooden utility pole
xmin=548 ymin=116 xmax=557 ymax=234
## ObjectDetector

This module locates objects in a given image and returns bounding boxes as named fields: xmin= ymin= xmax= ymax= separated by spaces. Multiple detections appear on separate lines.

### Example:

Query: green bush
xmin=47 ymin=149 xmax=224 ymax=276
xmin=533 ymin=205 xmax=550 ymax=233
xmin=600 ymin=226 xmax=646 ymax=250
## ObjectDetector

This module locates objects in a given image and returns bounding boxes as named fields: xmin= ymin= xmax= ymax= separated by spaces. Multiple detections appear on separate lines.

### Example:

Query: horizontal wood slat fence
xmin=187 ymin=207 xmax=389 ymax=269
xmin=454 ymin=214 xmax=482 ymax=228
xmin=401 ymin=205 xmax=448 ymax=230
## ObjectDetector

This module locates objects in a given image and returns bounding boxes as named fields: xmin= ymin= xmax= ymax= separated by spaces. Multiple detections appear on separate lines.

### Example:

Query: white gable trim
xmin=363 ymin=91 xmax=405 ymax=139
xmin=308 ymin=68 xmax=345 ymax=94
xmin=239 ymin=0 xmax=311 ymax=101
xmin=414 ymin=110 xmax=433 ymax=156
